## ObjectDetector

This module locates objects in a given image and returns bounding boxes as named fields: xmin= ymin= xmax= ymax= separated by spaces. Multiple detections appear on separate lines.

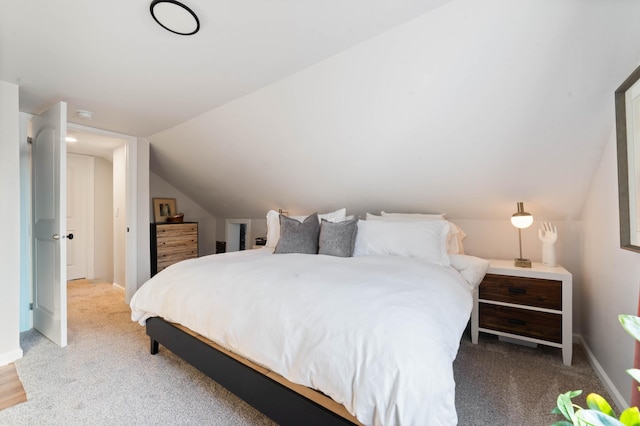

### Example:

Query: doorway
xmin=66 ymin=126 xmax=128 ymax=290
xmin=65 ymin=124 xmax=139 ymax=304
xmin=20 ymin=116 xmax=140 ymax=335
xmin=20 ymin=106 xmax=149 ymax=342
xmin=225 ymin=219 xmax=251 ymax=252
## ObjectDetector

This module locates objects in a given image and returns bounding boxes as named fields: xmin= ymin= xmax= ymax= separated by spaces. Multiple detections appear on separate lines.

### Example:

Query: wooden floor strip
xmin=0 ymin=363 xmax=27 ymax=411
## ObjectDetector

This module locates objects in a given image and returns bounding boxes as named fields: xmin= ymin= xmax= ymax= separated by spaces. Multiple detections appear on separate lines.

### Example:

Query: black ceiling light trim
xmin=150 ymin=0 xmax=200 ymax=36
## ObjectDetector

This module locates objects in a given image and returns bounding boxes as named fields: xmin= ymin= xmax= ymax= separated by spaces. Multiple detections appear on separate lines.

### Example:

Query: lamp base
xmin=514 ymin=258 xmax=532 ymax=268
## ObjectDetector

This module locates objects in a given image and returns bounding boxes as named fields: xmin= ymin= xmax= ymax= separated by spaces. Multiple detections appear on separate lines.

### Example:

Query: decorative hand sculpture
xmin=538 ymin=222 xmax=558 ymax=267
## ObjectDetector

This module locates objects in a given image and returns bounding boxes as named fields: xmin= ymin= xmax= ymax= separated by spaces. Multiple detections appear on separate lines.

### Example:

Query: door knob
xmin=52 ymin=233 xmax=74 ymax=240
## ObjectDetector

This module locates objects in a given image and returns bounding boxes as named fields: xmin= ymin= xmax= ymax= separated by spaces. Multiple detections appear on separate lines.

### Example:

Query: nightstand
xmin=471 ymin=259 xmax=573 ymax=366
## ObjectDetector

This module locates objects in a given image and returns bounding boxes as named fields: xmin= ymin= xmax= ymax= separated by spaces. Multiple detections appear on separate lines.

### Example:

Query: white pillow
xmin=449 ymin=254 xmax=489 ymax=289
xmin=381 ymin=211 xmax=446 ymax=220
xmin=266 ymin=208 xmax=346 ymax=248
xmin=266 ymin=210 xmax=281 ymax=248
xmin=353 ymin=220 xmax=451 ymax=267
xmin=367 ymin=212 xmax=445 ymax=221
xmin=365 ymin=213 xmax=384 ymax=221
xmin=448 ymin=224 xmax=466 ymax=255
xmin=368 ymin=212 xmax=466 ymax=254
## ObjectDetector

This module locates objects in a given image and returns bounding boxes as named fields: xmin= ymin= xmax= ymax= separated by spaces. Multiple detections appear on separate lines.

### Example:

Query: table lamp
xmin=511 ymin=202 xmax=533 ymax=267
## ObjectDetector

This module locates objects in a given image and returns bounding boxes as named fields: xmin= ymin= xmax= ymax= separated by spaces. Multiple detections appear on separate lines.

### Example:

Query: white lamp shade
xmin=511 ymin=215 xmax=533 ymax=229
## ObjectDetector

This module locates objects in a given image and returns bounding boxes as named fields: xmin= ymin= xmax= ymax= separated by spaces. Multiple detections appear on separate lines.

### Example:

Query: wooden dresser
xmin=150 ymin=222 xmax=199 ymax=276
xmin=471 ymin=259 xmax=573 ymax=366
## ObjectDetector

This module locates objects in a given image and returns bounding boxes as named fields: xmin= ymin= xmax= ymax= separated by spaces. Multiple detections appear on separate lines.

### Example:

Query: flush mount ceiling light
xmin=76 ymin=109 xmax=94 ymax=119
xmin=150 ymin=0 xmax=200 ymax=36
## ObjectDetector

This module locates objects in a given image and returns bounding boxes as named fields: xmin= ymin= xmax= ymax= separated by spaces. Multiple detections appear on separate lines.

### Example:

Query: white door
xmin=32 ymin=102 xmax=67 ymax=347
xmin=66 ymin=154 xmax=90 ymax=280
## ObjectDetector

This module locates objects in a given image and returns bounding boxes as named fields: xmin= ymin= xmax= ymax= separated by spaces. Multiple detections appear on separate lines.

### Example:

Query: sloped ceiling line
xmin=148 ymin=0 xmax=640 ymax=220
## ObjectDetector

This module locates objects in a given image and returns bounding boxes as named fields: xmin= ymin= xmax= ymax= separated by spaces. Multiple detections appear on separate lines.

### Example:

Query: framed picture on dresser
xmin=153 ymin=198 xmax=177 ymax=223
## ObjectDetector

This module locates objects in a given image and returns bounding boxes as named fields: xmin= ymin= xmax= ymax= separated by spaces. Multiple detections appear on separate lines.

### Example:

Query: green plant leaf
xmin=586 ymin=393 xmax=616 ymax=417
xmin=619 ymin=406 xmax=640 ymax=426
xmin=569 ymin=390 xmax=584 ymax=398
xmin=550 ymin=422 xmax=573 ymax=426
xmin=619 ymin=315 xmax=640 ymax=342
xmin=627 ymin=369 xmax=640 ymax=384
xmin=557 ymin=391 xmax=581 ymax=422
xmin=576 ymin=409 xmax=626 ymax=425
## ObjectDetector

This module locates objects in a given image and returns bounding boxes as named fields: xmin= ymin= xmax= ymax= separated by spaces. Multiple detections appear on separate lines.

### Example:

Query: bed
xmin=130 ymin=210 xmax=489 ymax=425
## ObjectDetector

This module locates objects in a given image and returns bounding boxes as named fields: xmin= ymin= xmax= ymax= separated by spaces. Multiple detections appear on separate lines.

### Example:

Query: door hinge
xmin=29 ymin=302 xmax=33 ymax=310
xmin=27 ymin=136 xmax=33 ymax=144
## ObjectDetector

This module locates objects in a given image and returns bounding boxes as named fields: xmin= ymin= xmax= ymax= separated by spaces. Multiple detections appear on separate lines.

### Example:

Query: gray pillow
xmin=318 ymin=217 xmax=359 ymax=257
xmin=274 ymin=213 xmax=320 ymax=254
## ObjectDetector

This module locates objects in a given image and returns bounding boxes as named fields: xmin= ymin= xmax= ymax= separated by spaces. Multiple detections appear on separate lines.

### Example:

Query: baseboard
xmin=577 ymin=334 xmax=629 ymax=411
xmin=112 ymin=283 xmax=125 ymax=293
xmin=0 ymin=348 xmax=23 ymax=367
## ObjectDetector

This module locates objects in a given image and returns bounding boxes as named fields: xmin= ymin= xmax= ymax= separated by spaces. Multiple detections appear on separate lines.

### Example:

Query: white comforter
xmin=131 ymin=249 xmax=482 ymax=425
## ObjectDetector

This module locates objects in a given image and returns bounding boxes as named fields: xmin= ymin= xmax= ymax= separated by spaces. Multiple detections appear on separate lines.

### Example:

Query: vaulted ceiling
xmin=3 ymin=0 xmax=640 ymax=220
xmin=1 ymin=0 xmax=450 ymax=136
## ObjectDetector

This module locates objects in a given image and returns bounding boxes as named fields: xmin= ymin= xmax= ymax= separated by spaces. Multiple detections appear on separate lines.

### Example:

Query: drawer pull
xmin=508 ymin=318 xmax=526 ymax=326
xmin=508 ymin=287 xmax=527 ymax=295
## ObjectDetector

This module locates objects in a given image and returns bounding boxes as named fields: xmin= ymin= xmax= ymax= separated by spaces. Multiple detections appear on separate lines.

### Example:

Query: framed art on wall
xmin=616 ymin=64 xmax=640 ymax=253
xmin=153 ymin=198 xmax=177 ymax=223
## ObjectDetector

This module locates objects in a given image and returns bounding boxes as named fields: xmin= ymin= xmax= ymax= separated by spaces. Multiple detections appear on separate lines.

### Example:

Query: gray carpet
xmin=0 ymin=280 xmax=613 ymax=425
xmin=0 ymin=281 xmax=275 ymax=426
xmin=455 ymin=333 xmax=613 ymax=425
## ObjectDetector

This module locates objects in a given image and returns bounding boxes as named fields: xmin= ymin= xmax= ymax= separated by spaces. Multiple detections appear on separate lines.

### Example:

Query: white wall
xmin=0 ymin=81 xmax=23 ymax=365
xmin=150 ymin=172 xmax=217 ymax=256
xmin=113 ymin=145 xmax=127 ymax=288
xmin=94 ymin=157 xmax=114 ymax=282
xmin=136 ymin=138 xmax=150 ymax=289
xmin=581 ymin=130 xmax=640 ymax=408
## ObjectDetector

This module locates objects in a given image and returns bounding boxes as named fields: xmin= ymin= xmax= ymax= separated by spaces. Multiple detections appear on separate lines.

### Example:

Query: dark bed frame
xmin=146 ymin=317 xmax=358 ymax=426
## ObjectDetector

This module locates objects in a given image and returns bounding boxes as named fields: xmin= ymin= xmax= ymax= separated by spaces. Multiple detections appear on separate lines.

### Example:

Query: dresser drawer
xmin=479 ymin=274 xmax=562 ymax=310
xmin=156 ymin=234 xmax=198 ymax=248
xmin=157 ymin=250 xmax=198 ymax=272
xmin=157 ymin=245 xmax=198 ymax=260
xmin=479 ymin=304 xmax=562 ymax=343
xmin=156 ymin=223 xmax=198 ymax=238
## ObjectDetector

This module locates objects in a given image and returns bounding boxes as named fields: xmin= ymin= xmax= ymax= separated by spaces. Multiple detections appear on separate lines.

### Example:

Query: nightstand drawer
xmin=479 ymin=304 xmax=562 ymax=343
xmin=479 ymin=274 xmax=562 ymax=310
